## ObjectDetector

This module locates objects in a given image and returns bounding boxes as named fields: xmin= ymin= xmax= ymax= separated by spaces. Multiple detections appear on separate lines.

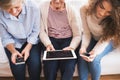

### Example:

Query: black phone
xmin=15 ymin=57 xmax=25 ymax=65
xmin=83 ymin=53 xmax=90 ymax=57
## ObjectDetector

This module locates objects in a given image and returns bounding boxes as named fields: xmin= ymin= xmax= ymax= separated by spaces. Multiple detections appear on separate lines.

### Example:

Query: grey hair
xmin=0 ymin=0 xmax=24 ymax=9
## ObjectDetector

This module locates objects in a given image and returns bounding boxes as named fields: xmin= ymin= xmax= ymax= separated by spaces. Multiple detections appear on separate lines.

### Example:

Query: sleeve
xmin=80 ymin=5 xmax=91 ymax=49
xmin=67 ymin=4 xmax=82 ymax=49
xmin=39 ymin=3 xmax=52 ymax=47
xmin=0 ymin=23 xmax=15 ymax=47
xmin=27 ymin=7 xmax=40 ymax=44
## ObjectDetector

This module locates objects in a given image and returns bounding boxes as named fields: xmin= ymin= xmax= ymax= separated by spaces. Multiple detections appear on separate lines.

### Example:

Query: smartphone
xmin=83 ymin=53 xmax=90 ymax=57
xmin=15 ymin=57 xmax=25 ymax=65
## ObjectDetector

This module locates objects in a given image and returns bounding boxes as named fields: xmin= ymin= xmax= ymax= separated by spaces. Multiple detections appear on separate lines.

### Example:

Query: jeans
xmin=78 ymin=38 xmax=113 ymax=80
xmin=43 ymin=37 xmax=77 ymax=80
xmin=5 ymin=42 xmax=41 ymax=80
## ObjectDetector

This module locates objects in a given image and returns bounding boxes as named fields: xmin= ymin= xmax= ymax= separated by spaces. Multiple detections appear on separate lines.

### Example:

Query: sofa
xmin=0 ymin=37 xmax=120 ymax=77
xmin=0 ymin=0 xmax=120 ymax=77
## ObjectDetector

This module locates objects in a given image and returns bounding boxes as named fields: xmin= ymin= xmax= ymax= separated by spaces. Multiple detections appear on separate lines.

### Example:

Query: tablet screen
xmin=43 ymin=50 xmax=77 ymax=60
xmin=46 ymin=50 xmax=73 ymax=58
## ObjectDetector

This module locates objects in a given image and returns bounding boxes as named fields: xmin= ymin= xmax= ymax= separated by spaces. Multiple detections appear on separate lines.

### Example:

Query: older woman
xmin=39 ymin=0 xmax=82 ymax=80
xmin=0 ymin=0 xmax=41 ymax=80
xmin=78 ymin=0 xmax=120 ymax=80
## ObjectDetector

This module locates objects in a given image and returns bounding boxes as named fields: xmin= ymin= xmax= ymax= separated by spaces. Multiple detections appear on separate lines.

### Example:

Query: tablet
xmin=43 ymin=50 xmax=77 ymax=60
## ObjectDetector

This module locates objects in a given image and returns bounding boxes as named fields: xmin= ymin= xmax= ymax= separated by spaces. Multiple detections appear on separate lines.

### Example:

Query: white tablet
xmin=43 ymin=50 xmax=77 ymax=60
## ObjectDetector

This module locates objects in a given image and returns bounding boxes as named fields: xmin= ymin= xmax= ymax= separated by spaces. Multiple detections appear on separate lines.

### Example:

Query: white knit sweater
xmin=39 ymin=1 xmax=82 ymax=49
xmin=80 ymin=5 xmax=112 ymax=54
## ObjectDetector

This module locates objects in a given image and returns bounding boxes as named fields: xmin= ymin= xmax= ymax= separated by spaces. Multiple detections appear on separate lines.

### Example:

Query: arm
xmin=27 ymin=8 xmax=40 ymax=44
xmin=39 ymin=12 xmax=55 ymax=51
xmin=39 ymin=3 xmax=55 ymax=51
xmin=23 ymin=6 xmax=40 ymax=60
xmin=64 ymin=5 xmax=82 ymax=50
xmin=0 ymin=23 xmax=22 ymax=64
xmin=92 ymin=38 xmax=112 ymax=55
xmin=0 ymin=23 xmax=15 ymax=47
xmin=39 ymin=13 xmax=52 ymax=47
xmin=84 ymin=39 xmax=112 ymax=62
xmin=79 ymin=5 xmax=91 ymax=54
xmin=21 ymin=43 xmax=32 ymax=61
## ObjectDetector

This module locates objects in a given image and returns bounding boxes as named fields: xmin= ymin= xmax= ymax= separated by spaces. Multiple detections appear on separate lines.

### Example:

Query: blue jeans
xmin=5 ymin=42 xmax=41 ymax=80
xmin=43 ymin=37 xmax=77 ymax=80
xmin=78 ymin=38 xmax=113 ymax=80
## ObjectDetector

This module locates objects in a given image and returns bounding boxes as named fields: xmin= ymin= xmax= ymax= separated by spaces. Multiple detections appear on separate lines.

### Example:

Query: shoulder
xmin=80 ymin=5 xmax=88 ymax=14
xmin=65 ymin=3 xmax=80 ymax=19
xmin=40 ymin=1 xmax=50 ymax=9
xmin=24 ymin=0 xmax=39 ymax=11
xmin=0 ymin=9 xmax=4 ymax=22
xmin=65 ymin=2 xmax=74 ymax=11
xmin=0 ymin=9 xmax=3 ymax=16
xmin=65 ymin=3 xmax=77 ymax=17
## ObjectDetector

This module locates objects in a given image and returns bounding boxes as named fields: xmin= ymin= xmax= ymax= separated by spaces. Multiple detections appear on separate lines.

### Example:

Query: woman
xmin=39 ymin=0 xmax=82 ymax=80
xmin=78 ymin=0 xmax=120 ymax=80
xmin=0 ymin=0 xmax=41 ymax=80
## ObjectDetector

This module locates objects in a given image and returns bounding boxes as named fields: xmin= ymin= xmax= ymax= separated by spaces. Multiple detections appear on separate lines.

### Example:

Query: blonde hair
xmin=0 ymin=0 xmax=24 ymax=10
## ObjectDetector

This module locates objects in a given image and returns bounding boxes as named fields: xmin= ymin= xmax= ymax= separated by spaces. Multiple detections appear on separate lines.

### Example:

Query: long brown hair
xmin=100 ymin=0 xmax=120 ymax=47
xmin=87 ymin=0 xmax=120 ymax=47
xmin=112 ymin=3 xmax=120 ymax=47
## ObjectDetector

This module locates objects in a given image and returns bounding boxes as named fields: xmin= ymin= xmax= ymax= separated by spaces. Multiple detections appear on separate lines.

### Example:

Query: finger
xmin=12 ymin=58 xmax=16 ymax=64
xmin=24 ymin=53 xmax=29 ymax=61
xmin=21 ymin=50 xmax=25 ymax=55
xmin=51 ymin=46 xmax=55 ymax=51
xmin=63 ymin=47 xmax=67 ymax=50
xmin=63 ymin=47 xmax=72 ymax=50
xmin=89 ymin=54 xmax=96 ymax=59
xmin=81 ymin=55 xmax=90 ymax=61
xmin=83 ymin=57 xmax=89 ymax=62
xmin=17 ymin=53 xmax=23 ymax=58
xmin=11 ymin=55 xmax=16 ymax=64
xmin=87 ymin=55 xmax=95 ymax=62
xmin=88 ymin=58 xmax=93 ymax=62
xmin=46 ymin=47 xmax=50 ymax=51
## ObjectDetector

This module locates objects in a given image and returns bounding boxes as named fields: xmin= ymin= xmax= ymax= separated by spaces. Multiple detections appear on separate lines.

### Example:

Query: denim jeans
xmin=78 ymin=38 xmax=113 ymax=80
xmin=43 ymin=37 xmax=77 ymax=80
xmin=5 ymin=42 xmax=41 ymax=80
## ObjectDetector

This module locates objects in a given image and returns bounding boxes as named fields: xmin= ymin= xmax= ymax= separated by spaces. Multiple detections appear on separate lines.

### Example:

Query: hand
xmin=79 ymin=47 xmax=87 ymax=55
xmin=46 ymin=44 xmax=55 ymax=51
xmin=88 ymin=50 xmax=97 ymax=62
xmin=79 ymin=47 xmax=90 ymax=62
xmin=21 ymin=48 xmax=30 ymax=61
xmin=21 ymin=43 xmax=32 ymax=61
xmin=11 ymin=50 xmax=22 ymax=64
xmin=63 ymin=46 xmax=74 ymax=50
xmin=81 ymin=50 xmax=97 ymax=62
xmin=6 ymin=43 xmax=22 ymax=64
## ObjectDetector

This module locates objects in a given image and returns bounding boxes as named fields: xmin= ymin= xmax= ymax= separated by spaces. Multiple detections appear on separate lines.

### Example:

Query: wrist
xmin=25 ymin=43 xmax=32 ymax=51
xmin=46 ymin=44 xmax=52 ymax=48
xmin=69 ymin=46 xmax=75 ymax=50
xmin=11 ymin=50 xmax=18 ymax=54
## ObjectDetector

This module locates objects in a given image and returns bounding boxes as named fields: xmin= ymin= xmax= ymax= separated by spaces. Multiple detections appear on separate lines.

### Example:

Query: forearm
xmin=24 ymin=43 xmax=32 ymax=51
xmin=69 ymin=36 xmax=81 ymax=50
xmin=93 ymin=39 xmax=111 ymax=55
xmin=81 ymin=33 xmax=91 ymax=50
xmin=6 ymin=43 xmax=17 ymax=54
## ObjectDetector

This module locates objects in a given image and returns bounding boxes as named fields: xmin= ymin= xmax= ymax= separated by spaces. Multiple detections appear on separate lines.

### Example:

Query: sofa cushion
xmin=0 ymin=38 xmax=8 ymax=63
